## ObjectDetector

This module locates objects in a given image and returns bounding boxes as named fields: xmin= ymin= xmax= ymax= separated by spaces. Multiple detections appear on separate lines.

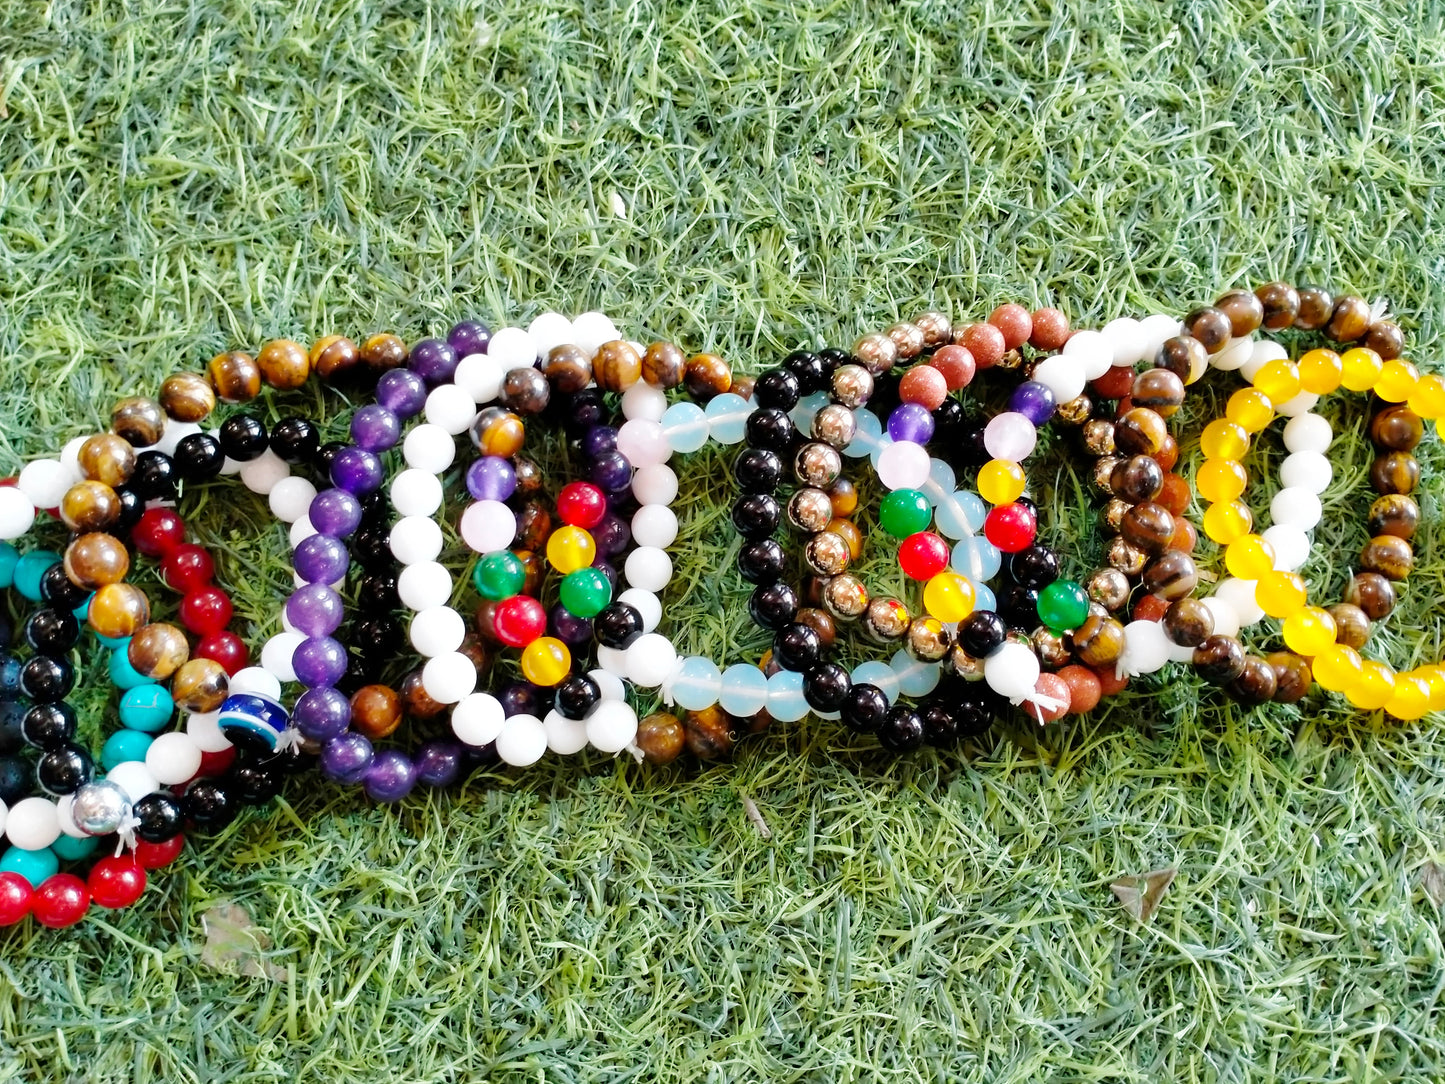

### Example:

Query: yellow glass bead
xmin=1345 ymin=660 xmax=1395 ymax=711
xmin=1407 ymin=374 xmax=1445 ymax=420
xmin=1254 ymin=570 xmax=1306 ymax=619
xmin=1384 ymin=675 xmax=1431 ymax=720
xmin=1225 ymin=388 xmax=1275 ymax=432
xmin=545 ymin=525 xmax=596 ymax=574
xmin=1339 ymin=347 xmax=1383 ymax=392
xmin=978 ymin=459 xmax=1026 ymax=505
xmin=1312 ymin=644 xmax=1363 ymax=693
xmin=1298 ymin=348 xmax=1343 ymax=394
xmin=1252 ymin=359 xmax=1301 ymax=406
xmin=1374 ymin=359 xmax=1420 ymax=403
xmin=923 ymin=572 xmax=976 ymax=623
xmin=1199 ymin=419 xmax=1250 ymax=461
xmin=1196 ymin=459 xmax=1248 ymax=504
xmin=1202 ymin=500 xmax=1253 ymax=545
xmin=520 ymin=636 xmax=571 ymax=686
xmin=1225 ymin=534 xmax=1277 ymax=580
xmin=1281 ymin=606 xmax=1337 ymax=657
xmin=1420 ymin=666 xmax=1445 ymax=713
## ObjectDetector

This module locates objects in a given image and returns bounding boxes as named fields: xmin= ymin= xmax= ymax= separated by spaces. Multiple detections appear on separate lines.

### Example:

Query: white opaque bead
xmin=527 ymin=312 xmax=575 ymax=357
xmin=145 ymin=732 xmax=204 ymax=786
xmin=618 ymin=589 xmax=662 ymax=633
xmin=496 ymin=714 xmax=548 ymax=766
xmin=1271 ymin=487 xmax=1323 ymax=531
xmin=403 ymin=423 xmax=456 ymax=473
xmin=984 ymin=643 xmax=1039 ymax=700
xmin=1215 ymin=578 xmax=1265 ymax=627
xmin=596 ymin=645 xmax=629 ymax=675
xmin=288 ymin=516 xmax=317 ymax=549
xmin=1210 ymin=336 xmax=1254 ymax=373
xmin=1279 ymin=451 xmax=1333 ymax=494
xmin=1262 ymin=524 xmax=1311 ymax=572
xmin=5 ymin=797 xmax=60 ymax=850
xmin=107 ymin=762 xmax=159 ymax=802
xmin=154 ymin=420 xmax=201 ymax=457
xmin=487 ymin=327 xmax=539 ymax=370
xmin=17 ymin=459 xmax=73 ymax=508
xmin=1138 ymin=314 xmax=1182 ymax=360
xmin=261 ymin=632 xmax=305 ymax=683
xmin=268 ymin=476 xmax=318 ymax=524
xmin=588 ymin=668 xmax=627 ymax=702
xmin=422 ymin=651 xmax=477 ymax=704
xmin=59 ymin=435 xmax=89 ymax=474
xmin=424 ymin=384 xmax=477 ymax=435
xmin=229 ymin=667 xmax=282 ymax=701
xmin=390 ymin=516 xmax=445 ymax=565
xmin=631 ymin=504 xmax=678 ymax=548
xmin=876 ymin=440 xmax=931 ymax=490
xmin=571 ymin=312 xmax=620 ymax=356
xmin=186 ymin=710 xmax=233 ymax=753
xmin=0 ymin=487 xmax=36 ymax=540
xmin=1202 ymin=596 xmax=1241 ymax=639
xmin=1060 ymin=329 xmax=1115 ymax=380
xmin=454 ymin=353 xmax=506 ymax=405
xmin=616 ymin=419 xmax=671 ymax=467
xmin=585 ymin=700 xmax=637 ymax=754
xmin=398 ymin=562 xmax=453 ymax=611
xmin=543 ymin=710 xmax=590 ymax=755
xmin=632 ymin=464 xmax=678 ymax=505
xmin=621 ymin=380 xmax=668 ymax=422
xmin=1101 ymin=317 xmax=1148 ymax=368
xmin=1240 ymin=339 xmax=1288 ymax=382
xmin=1032 ymin=354 xmax=1088 ymax=401
xmin=390 ymin=468 xmax=444 ymax=517
xmin=239 ymin=451 xmax=290 ymax=495
xmin=983 ymin=413 xmax=1038 ymax=462
xmin=624 ymin=547 xmax=673 ymax=592
xmin=410 ymin=606 xmax=466 ymax=657
xmin=1120 ymin=620 xmax=1171 ymax=677
xmin=625 ymin=633 xmax=677 ymax=688
xmin=54 ymin=795 xmax=87 ymax=839
xmin=1283 ymin=413 xmax=1332 ymax=454
xmin=1276 ymin=391 xmax=1320 ymax=418
xmin=460 ymin=500 xmax=517 ymax=552
xmin=451 ymin=693 xmax=505 ymax=746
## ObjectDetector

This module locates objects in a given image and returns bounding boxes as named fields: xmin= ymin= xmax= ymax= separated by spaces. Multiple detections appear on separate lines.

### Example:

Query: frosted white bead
xmin=451 ymin=693 xmax=505 ymax=746
xmin=218 ymin=453 xmax=244 ymax=477
xmin=5 ymin=797 xmax=60 ymax=850
xmin=876 ymin=440 xmax=931 ymax=490
xmin=0 ymin=486 xmax=37 ymax=541
xmin=54 ymin=795 xmax=87 ymax=839
xmin=985 ymin=643 xmax=1039 ymax=700
xmin=1033 ymin=354 xmax=1089 ymax=400
xmin=145 ymin=732 xmax=203 ymax=786
xmin=390 ymin=468 xmax=444 ymax=517
xmin=1275 ymin=391 xmax=1320 ymax=418
xmin=585 ymin=700 xmax=638 ymax=753
xmin=571 ymin=312 xmax=620 ymax=356
xmin=424 ymin=384 xmax=477 ymax=435
xmin=1240 ymin=339 xmax=1287 ymax=382
xmin=154 ymin=420 xmax=201 ymax=457
xmin=280 ymin=606 xmax=301 ymax=634
xmin=403 ymin=423 xmax=456 ymax=473
xmin=410 ymin=606 xmax=466 ymax=657
xmin=186 ymin=710 xmax=233 ymax=753
xmin=527 ymin=312 xmax=575 ymax=357
xmin=625 ymin=633 xmax=677 ymax=687
xmin=1120 ymin=620 xmax=1171 ymax=676
xmin=1262 ymin=524 xmax=1311 ymax=572
xmin=495 ymin=714 xmax=548 ymax=766
xmin=288 ymin=515 xmax=317 ymax=548
xmin=398 ymin=562 xmax=453 ymax=611
xmin=422 ymin=651 xmax=477 ymax=704
xmin=621 ymin=381 xmax=668 ymax=422
xmin=460 ymin=500 xmax=517 ymax=552
xmin=618 ymin=588 xmax=662 ymax=633
xmin=983 ymin=413 xmax=1038 ymax=462
xmin=596 ymin=645 xmax=629 ymax=674
xmin=588 ymin=668 xmax=627 ymax=702
xmin=631 ymin=504 xmax=678 ymax=548
xmin=1138 ymin=314 xmax=1182 ymax=360
xmin=624 ymin=547 xmax=673 ymax=592
xmin=1283 ymin=413 xmax=1332 ymax=454
xmin=454 ymin=353 xmax=506 ymax=405
xmin=17 ymin=459 xmax=73 ymax=509
xmin=239 ymin=451 xmax=290 ymax=495
xmin=268 ymin=476 xmax=318 ymax=524
xmin=543 ymin=710 xmax=590 ymax=755
xmin=229 ymin=667 xmax=282 ymax=701
xmin=1215 ymin=578 xmax=1265 ymax=627
xmin=1201 ymin=596 xmax=1241 ymax=639
xmin=1166 ymin=636 xmax=1199 ymax=664
xmin=1280 ymin=451 xmax=1332 ymax=495
xmin=389 ymin=516 xmax=445 ymax=565
xmin=632 ymin=464 xmax=678 ymax=506
xmin=106 ymin=762 xmax=159 ymax=802
xmin=486 ymin=327 xmax=537 ymax=371
xmin=1101 ymin=317 xmax=1148 ymax=368
xmin=59 ymin=435 xmax=90 ymax=474
xmin=616 ymin=419 xmax=671 ymax=467
xmin=1270 ymin=487 xmax=1323 ymax=531
xmin=1210 ymin=336 xmax=1254 ymax=373
xmin=260 ymin=632 xmax=305 ymax=683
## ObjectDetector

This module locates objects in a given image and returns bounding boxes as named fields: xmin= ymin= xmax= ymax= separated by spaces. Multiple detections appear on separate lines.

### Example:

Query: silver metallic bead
xmin=805 ymin=531 xmax=851 ymax=576
xmin=906 ymin=616 xmax=952 ymax=662
xmin=794 ymin=441 xmax=842 ymax=488
xmin=823 ymin=573 xmax=869 ymax=621
xmin=787 ymin=488 xmax=833 ymax=533
xmin=948 ymin=643 xmax=986 ymax=680
xmin=1102 ymin=498 xmax=1131 ymax=533
xmin=862 ymin=597 xmax=911 ymax=643
xmin=1086 ymin=568 xmax=1131 ymax=611
xmin=1082 ymin=419 xmax=1116 ymax=456
xmin=71 ymin=780 xmax=131 ymax=837
xmin=1106 ymin=537 xmax=1149 ymax=577
xmin=812 ymin=403 xmax=858 ymax=449
xmin=1032 ymin=627 xmax=1071 ymax=669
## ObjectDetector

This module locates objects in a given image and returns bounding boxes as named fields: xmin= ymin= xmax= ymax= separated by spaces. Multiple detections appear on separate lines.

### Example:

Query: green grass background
xmin=3 ymin=0 xmax=1445 ymax=1080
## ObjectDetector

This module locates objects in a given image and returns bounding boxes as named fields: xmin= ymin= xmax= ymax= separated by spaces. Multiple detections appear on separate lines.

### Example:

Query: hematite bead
xmin=822 ymin=574 xmax=868 ymax=621
xmin=353 ymin=615 xmax=404 ymax=656
xmin=773 ymin=623 xmax=821 ymax=671
xmin=919 ymin=702 xmax=959 ymax=747
xmin=1086 ymin=568 xmax=1130 ymax=611
xmin=232 ymin=757 xmax=284 ymax=805
xmin=733 ymin=448 xmax=783 ymax=493
xmin=958 ymin=610 xmax=1007 ymax=658
xmin=173 ymin=432 xmax=225 ymax=480
xmin=878 ymin=706 xmax=925 ymax=752
xmin=996 ymin=583 xmax=1040 ymax=629
xmin=128 ymin=450 xmax=177 ymax=501
xmin=40 ymin=563 xmax=89 ymax=611
xmin=804 ymin=532 xmax=850 ymax=576
xmin=794 ymin=443 xmax=842 ymax=488
xmin=731 ymin=494 xmax=781 ymax=539
xmin=0 ymin=757 xmax=29 ymax=805
xmin=313 ymin=440 xmax=349 ymax=475
xmin=737 ymin=539 xmax=786 ymax=585
xmin=745 ymin=408 xmax=797 ymax=454
xmin=1228 ymin=656 xmax=1278 ymax=704
xmin=133 ymin=792 xmax=185 ymax=843
xmin=787 ymin=488 xmax=833 ymax=533
xmin=840 ymin=684 xmax=889 ymax=734
xmin=594 ymin=603 xmax=644 ymax=649
xmin=753 ymin=369 xmax=801 ymax=410
xmin=22 ymin=701 xmax=77 ymax=749
xmin=1193 ymin=634 xmax=1246 ymax=685
xmin=749 ymin=583 xmax=799 ymax=630
xmin=270 ymin=417 xmax=321 ymax=462
xmin=802 ymin=663 xmax=851 ymax=712
xmin=357 ymin=574 xmax=399 ymax=611
xmin=37 ymin=743 xmax=92 ymax=795
xmin=907 ymin=617 xmax=951 ymax=663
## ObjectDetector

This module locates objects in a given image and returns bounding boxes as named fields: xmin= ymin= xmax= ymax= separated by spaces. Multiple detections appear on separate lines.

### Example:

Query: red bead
xmin=133 ymin=835 xmax=185 ymax=870
xmin=897 ymin=531 xmax=950 ymax=581
xmin=88 ymin=856 xmax=147 ymax=908
xmin=134 ymin=508 xmax=187 ymax=558
xmin=1133 ymin=594 xmax=1169 ymax=622
xmin=928 ymin=345 xmax=976 ymax=390
xmin=179 ymin=587 xmax=233 ymax=634
xmin=1032 ymin=673 xmax=1072 ymax=723
xmin=983 ymin=502 xmax=1037 ymax=553
xmin=1094 ymin=665 xmax=1129 ymax=697
xmin=493 ymin=595 xmax=547 ymax=648
xmin=32 ymin=874 xmax=89 ymax=928
xmin=1170 ymin=518 xmax=1197 ymax=553
xmin=1157 ymin=472 xmax=1191 ymax=516
xmin=555 ymin=482 xmax=607 ymax=529
xmin=1090 ymin=365 xmax=1135 ymax=400
xmin=197 ymin=745 xmax=237 ymax=779
xmin=0 ymin=872 xmax=34 ymax=925
xmin=197 ymin=630 xmax=249 ymax=675
xmin=163 ymin=544 xmax=214 ymax=593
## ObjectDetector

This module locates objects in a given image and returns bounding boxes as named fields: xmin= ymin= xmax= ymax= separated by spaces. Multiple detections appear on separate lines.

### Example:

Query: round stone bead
xmin=207 ymin=351 xmax=262 ymax=402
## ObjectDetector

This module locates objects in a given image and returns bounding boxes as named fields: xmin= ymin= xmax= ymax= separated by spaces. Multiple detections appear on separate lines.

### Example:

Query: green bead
xmin=472 ymin=551 xmax=526 ymax=601
xmin=51 ymin=834 xmax=99 ymax=862
xmin=102 ymin=729 xmax=155 ymax=770
xmin=0 ymin=543 xmax=19 ymax=588
xmin=1038 ymin=579 xmax=1090 ymax=633
xmin=0 ymin=846 xmax=58 ymax=888
xmin=120 ymin=684 xmax=174 ymax=732
xmin=559 ymin=568 xmax=612 ymax=618
xmin=13 ymin=551 xmax=60 ymax=602
xmin=879 ymin=489 xmax=931 ymax=538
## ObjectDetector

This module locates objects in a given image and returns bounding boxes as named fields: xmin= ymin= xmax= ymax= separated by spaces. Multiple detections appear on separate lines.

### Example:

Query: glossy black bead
xmin=840 ymin=683 xmax=890 ymax=734
xmin=359 ymin=489 xmax=390 ymax=526
xmin=36 ymin=743 xmax=92 ymax=795
xmin=958 ymin=610 xmax=1008 ymax=658
xmin=335 ymin=649 xmax=372 ymax=697
xmin=773 ymin=623 xmax=821 ymax=672
xmin=919 ymin=703 xmax=959 ymax=747
xmin=802 ymin=663 xmax=852 ymax=712
xmin=0 ymin=700 xmax=25 ymax=755
xmin=737 ymin=539 xmax=786 ymax=585
xmin=313 ymin=440 xmax=350 ymax=475
xmin=269 ymin=417 xmax=321 ymax=463
xmin=351 ymin=525 xmax=395 ymax=571
xmin=957 ymin=417 xmax=990 ymax=466
xmin=20 ymin=654 xmax=73 ymax=702
xmin=21 ymin=701 xmax=76 ymax=749
xmin=352 ymin=616 xmax=404 ymax=658
xmin=40 ymin=562 xmax=90 ymax=611
xmin=1008 ymin=545 xmax=1060 ymax=590
xmin=877 ymin=706 xmax=925 ymax=753
xmin=996 ymin=583 xmax=1040 ymax=629
xmin=218 ymin=414 xmax=269 ymax=461
xmin=24 ymin=609 xmax=79 ymax=655
xmin=816 ymin=347 xmax=852 ymax=375
xmin=555 ymin=673 xmax=601 ymax=720
xmin=114 ymin=486 xmax=145 ymax=531
xmin=133 ymin=792 xmax=185 ymax=843
xmin=0 ymin=756 xmax=30 ymax=805
xmin=932 ymin=399 xmax=966 ymax=445
xmin=744 ymin=408 xmax=798 ymax=454
xmin=357 ymin=573 xmax=399 ymax=611
xmin=782 ymin=351 xmax=827 ymax=394
xmin=231 ymin=757 xmax=284 ymax=805
xmin=733 ymin=448 xmax=783 ymax=494
xmin=731 ymin=494 xmax=781 ymax=540
xmin=748 ymin=583 xmax=798 ymax=630
xmin=185 ymin=779 xmax=239 ymax=830
xmin=173 ymin=432 xmax=225 ymax=481
xmin=753 ymin=368 xmax=801 ymax=411
xmin=594 ymin=603 xmax=644 ymax=649
xmin=130 ymin=450 xmax=178 ymax=501
xmin=950 ymin=681 xmax=1001 ymax=738
xmin=868 ymin=372 xmax=902 ymax=416
xmin=1015 ymin=495 xmax=1039 ymax=519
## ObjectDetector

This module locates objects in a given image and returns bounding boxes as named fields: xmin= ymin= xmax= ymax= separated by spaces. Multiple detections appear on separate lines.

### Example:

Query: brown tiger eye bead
xmin=825 ymin=518 xmax=863 ymax=560
xmin=827 ymin=478 xmax=858 ymax=518
xmin=470 ymin=407 xmax=525 ymax=457
xmin=907 ymin=617 xmax=952 ymax=662
xmin=473 ymin=600 xmax=502 ymax=643
xmin=1086 ymin=568 xmax=1130 ymax=611
xmin=639 ymin=342 xmax=685 ymax=388
xmin=788 ymin=488 xmax=833 ymax=533
xmin=171 ymin=657 xmax=229 ymax=713
xmin=594 ymin=340 xmax=643 ymax=392
xmin=831 ymin=364 xmax=874 ymax=408
xmin=1193 ymin=634 xmax=1246 ymax=685
xmin=499 ymin=367 xmax=551 ymax=415
xmin=127 ymin=622 xmax=190 ymax=680
xmin=1328 ymin=295 xmax=1372 ymax=342
xmin=1267 ymin=651 xmax=1313 ymax=704
xmin=822 ymin=574 xmax=869 ymax=622
xmin=1120 ymin=501 xmax=1176 ymax=555
xmin=1365 ymin=320 xmax=1404 ymax=361
xmin=1143 ymin=550 xmax=1199 ymax=601
xmin=64 ymin=532 xmax=130 ymax=590
xmin=60 ymin=481 xmax=121 ymax=532
xmin=683 ymin=706 xmax=736 ymax=760
xmin=1327 ymin=603 xmax=1371 ymax=649
xmin=683 ymin=354 xmax=732 ymax=400
xmin=459 ymin=635 xmax=491 ymax=674
xmin=730 ymin=375 xmax=756 ymax=401
xmin=78 ymin=433 xmax=136 ymax=487
xmin=1163 ymin=598 xmax=1213 ymax=647
xmin=886 ymin=323 xmax=925 ymax=361
xmin=1215 ymin=289 xmax=1265 ymax=336
xmin=1360 ymin=535 xmax=1414 ymax=580
xmin=258 ymin=339 xmax=313 ymax=388
xmin=1156 ymin=335 xmax=1207 ymax=379
xmin=351 ymin=684 xmax=404 ymax=740
xmin=309 ymin=335 xmax=361 ymax=381
xmin=511 ymin=458 xmax=544 ymax=498
xmin=1110 ymin=456 xmax=1164 ymax=504
xmin=1346 ymin=572 xmax=1396 ymax=620
xmin=1071 ymin=615 xmax=1126 ymax=668
xmin=358 ymin=334 xmax=407 ymax=372
xmin=540 ymin=344 xmax=592 ymax=393
xmin=110 ymin=398 xmax=165 ymax=448
xmin=206 ymin=351 xmax=261 ymax=402
xmin=1056 ymin=394 xmax=1093 ymax=425
xmin=1228 ymin=655 xmax=1278 ymax=704
xmin=1183 ymin=307 xmax=1232 ymax=354
xmin=1367 ymin=494 xmax=1419 ymax=539
xmin=795 ymin=607 xmax=836 ymax=649
xmin=1032 ymin=627 xmax=1070 ymax=669
xmin=852 ymin=332 xmax=898 ymax=375
xmin=87 ymin=583 xmax=149 ymax=639
xmin=1130 ymin=369 xmax=1185 ymax=418
xmin=635 ymin=712 xmax=686 ymax=764
xmin=1293 ymin=286 xmax=1334 ymax=331
xmin=1370 ymin=452 xmax=1419 ymax=495
xmin=1370 ymin=406 xmax=1423 ymax=451
xmin=515 ymin=501 xmax=552 ymax=553
xmin=1082 ymin=420 xmax=1115 ymax=456
xmin=805 ymin=531 xmax=850 ymax=576
xmin=862 ymin=598 xmax=911 ymax=643
xmin=1256 ymin=281 xmax=1300 ymax=329
xmin=400 ymin=669 xmax=446 ymax=720
xmin=158 ymin=372 xmax=217 ymax=422
xmin=1114 ymin=407 xmax=1168 ymax=456
xmin=913 ymin=311 xmax=953 ymax=348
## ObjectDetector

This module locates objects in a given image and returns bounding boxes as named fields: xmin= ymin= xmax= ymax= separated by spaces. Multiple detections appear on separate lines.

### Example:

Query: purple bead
xmin=605 ymin=485 xmax=636 ymax=511
xmin=414 ymin=739 xmax=464 ymax=787
xmin=410 ymin=338 xmax=458 ymax=384
xmin=350 ymin=405 xmax=402 ymax=452
xmin=293 ymin=687 xmax=352 ymax=741
xmin=499 ymin=682 xmax=543 ymax=718
xmin=1009 ymin=380 xmax=1056 ymax=426
xmin=582 ymin=426 xmax=618 ymax=459
xmin=321 ymin=733 xmax=374 ymax=783
xmin=309 ymin=488 xmax=363 ymax=538
xmin=590 ymin=451 xmax=633 ymax=493
xmin=292 ymin=636 xmax=348 ymax=688
xmin=549 ymin=604 xmax=594 ymax=646
xmin=294 ymin=534 xmax=350 ymax=584
xmin=330 ymin=448 xmax=384 ymax=495
xmin=377 ymin=369 xmax=428 ymax=419
xmin=448 ymin=320 xmax=491 ymax=358
xmin=567 ymin=391 xmax=606 ymax=429
xmin=590 ymin=560 xmax=618 ymax=594
xmin=888 ymin=403 xmax=935 ymax=444
xmin=363 ymin=749 xmax=418 ymax=802
xmin=466 ymin=456 xmax=517 ymax=502
xmin=286 ymin=584 xmax=345 ymax=637
xmin=593 ymin=513 xmax=631 ymax=558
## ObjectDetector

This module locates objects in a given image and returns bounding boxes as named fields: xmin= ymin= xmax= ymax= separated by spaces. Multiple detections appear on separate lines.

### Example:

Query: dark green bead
xmin=1037 ymin=579 xmax=1090 ymax=633
xmin=879 ymin=489 xmax=931 ymax=538
xmin=559 ymin=568 xmax=612 ymax=618
xmin=472 ymin=551 xmax=526 ymax=601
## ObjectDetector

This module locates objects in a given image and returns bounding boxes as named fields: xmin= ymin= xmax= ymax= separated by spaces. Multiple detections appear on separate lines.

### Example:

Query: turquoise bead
xmin=660 ymin=402 xmax=710 ymax=454
xmin=0 ymin=543 xmax=19 ymax=588
xmin=13 ymin=550 xmax=59 ymax=601
xmin=843 ymin=408 xmax=882 ymax=459
xmin=852 ymin=661 xmax=900 ymax=703
xmin=703 ymin=393 xmax=751 ymax=445
xmin=718 ymin=664 xmax=768 ymax=716
xmin=102 ymin=729 xmax=154 ymax=770
xmin=109 ymin=645 xmax=150 ymax=690
xmin=765 ymin=670 xmax=809 ymax=722
xmin=120 ymin=684 xmax=175 ymax=732
xmin=0 ymin=846 xmax=58 ymax=888
xmin=890 ymin=650 xmax=942 ymax=698
xmin=95 ymin=630 xmax=131 ymax=651
xmin=670 ymin=656 xmax=722 ymax=711
xmin=51 ymin=834 xmax=99 ymax=861
xmin=72 ymin=592 xmax=94 ymax=621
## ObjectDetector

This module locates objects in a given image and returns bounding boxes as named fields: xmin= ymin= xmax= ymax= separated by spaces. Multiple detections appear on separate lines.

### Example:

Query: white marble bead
xmin=145 ymin=732 xmax=203 ymax=786
xmin=403 ymin=423 xmax=456 ymax=473
xmin=389 ymin=516 xmax=445 ymax=565
xmin=390 ymin=468 xmax=444 ymax=517
xmin=424 ymin=384 xmax=477 ymax=436
xmin=624 ymin=547 xmax=673 ymax=592
xmin=631 ymin=504 xmax=678 ymax=548
xmin=239 ymin=451 xmax=290 ymax=495
xmin=398 ymin=561 xmax=453 ymax=611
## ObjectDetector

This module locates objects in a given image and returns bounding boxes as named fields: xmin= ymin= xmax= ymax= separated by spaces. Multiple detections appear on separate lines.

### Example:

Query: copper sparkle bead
xmin=207 ymin=351 xmax=262 ymax=402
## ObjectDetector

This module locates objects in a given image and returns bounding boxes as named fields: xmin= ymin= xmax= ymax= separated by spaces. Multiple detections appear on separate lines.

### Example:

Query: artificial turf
xmin=2 ymin=0 xmax=1445 ymax=1079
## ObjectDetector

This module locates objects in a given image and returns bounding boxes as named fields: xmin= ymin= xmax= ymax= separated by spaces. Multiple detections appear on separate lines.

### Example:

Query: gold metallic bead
xmin=1082 ymin=420 xmax=1116 ymax=457
xmin=1093 ymin=456 xmax=1121 ymax=494
xmin=1086 ymin=568 xmax=1131 ymax=611
xmin=995 ymin=348 xmax=1025 ymax=371
xmin=912 ymin=311 xmax=953 ymax=348
xmin=1032 ymin=627 xmax=1071 ymax=669
xmin=886 ymin=323 xmax=925 ymax=361
xmin=1102 ymin=498 xmax=1131 ymax=533
xmin=853 ymin=332 xmax=898 ymax=375
xmin=1106 ymin=538 xmax=1148 ymax=577
xmin=906 ymin=616 xmax=952 ymax=662
xmin=948 ymin=644 xmax=986 ymax=680
xmin=1056 ymin=394 xmax=1093 ymax=425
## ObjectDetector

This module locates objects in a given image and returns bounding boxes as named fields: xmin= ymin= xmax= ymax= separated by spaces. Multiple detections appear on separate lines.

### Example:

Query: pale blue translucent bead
xmin=867 ymin=433 xmax=893 ymax=470
xmin=671 ymin=655 xmax=723 ymax=711
xmin=704 ymin=393 xmax=752 ymax=444
xmin=843 ymin=408 xmax=882 ymax=459
xmin=852 ymin=660 xmax=900 ymax=703
xmin=661 ymin=402 xmax=710 ymax=453
xmin=790 ymin=392 xmax=829 ymax=435
xmin=890 ymin=650 xmax=942 ymax=698
xmin=766 ymin=670 xmax=809 ymax=722
xmin=719 ymin=663 xmax=769 ymax=716
xmin=952 ymin=537 xmax=1001 ymax=582
xmin=922 ymin=458 xmax=956 ymax=502
xmin=934 ymin=490 xmax=986 ymax=539
xmin=974 ymin=582 xmax=996 ymax=614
